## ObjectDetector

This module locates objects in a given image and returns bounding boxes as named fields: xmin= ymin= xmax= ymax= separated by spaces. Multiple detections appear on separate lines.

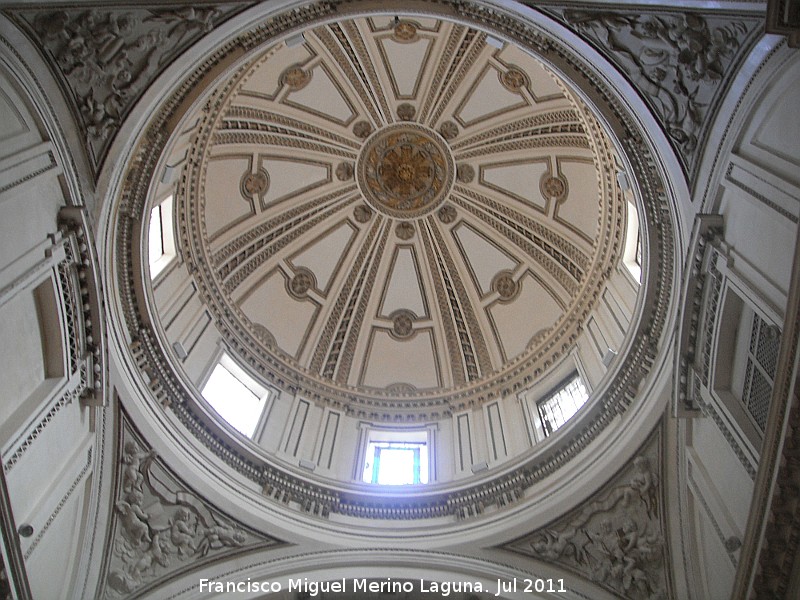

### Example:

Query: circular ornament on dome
xmin=456 ymin=164 xmax=475 ymax=183
xmin=492 ymin=271 xmax=519 ymax=302
xmin=336 ymin=162 xmax=354 ymax=181
xmin=281 ymin=65 xmax=311 ymax=91
xmin=397 ymin=103 xmax=416 ymax=121
xmin=353 ymin=205 xmax=373 ymax=223
xmin=288 ymin=268 xmax=315 ymax=299
xmin=241 ymin=169 xmax=269 ymax=198
xmin=252 ymin=324 xmax=276 ymax=347
xmin=438 ymin=205 xmax=456 ymax=224
xmin=439 ymin=121 xmax=459 ymax=141
xmin=391 ymin=310 xmax=415 ymax=339
xmin=357 ymin=123 xmax=454 ymax=218
xmin=353 ymin=121 xmax=373 ymax=139
xmin=395 ymin=221 xmax=415 ymax=240
xmin=540 ymin=174 xmax=567 ymax=201
xmin=393 ymin=20 xmax=418 ymax=42
xmin=500 ymin=67 xmax=528 ymax=93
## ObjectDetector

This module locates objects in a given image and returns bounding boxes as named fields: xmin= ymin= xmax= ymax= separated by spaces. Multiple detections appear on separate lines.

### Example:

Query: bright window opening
xmin=362 ymin=430 xmax=429 ymax=485
xmin=623 ymin=200 xmax=642 ymax=284
xmin=201 ymin=353 xmax=269 ymax=438
xmin=537 ymin=374 xmax=589 ymax=437
xmin=148 ymin=195 xmax=176 ymax=279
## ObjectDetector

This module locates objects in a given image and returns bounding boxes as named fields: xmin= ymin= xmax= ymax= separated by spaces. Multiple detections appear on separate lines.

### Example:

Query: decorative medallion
xmin=393 ymin=20 xmax=418 ymax=42
xmin=288 ymin=268 xmax=315 ymax=299
xmin=281 ymin=65 xmax=311 ymax=91
xmin=540 ymin=174 xmax=568 ymax=201
xmin=386 ymin=382 xmax=417 ymax=395
xmin=456 ymin=163 xmax=475 ymax=183
xmin=395 ymin=221 xmax=415 ymax=240
xmin=439 ymin=121 xmax=459 ymax=141
xmin=357 ymin=123 xmax=454 ymax=218
xmin=492 ymin=271 xmax=519 ymax=302
xmin=240 ymin=169 xmax=269 ymax=198
xmin=438 ymin=205 xmax=457 ymax=224
xmin=353 ymin=205 xmax=373 ymax=223
xmin=353 ymin=120 xmax=373 ymax=139
xmin=500 ymin=67 xmax=528 ymax=92
xmin=397 ymin=103 xmax=416 ymax=121
xmin=336 ymin=162 xmax=354 ymax=181
xmin=252 ymin=324 xmax=276 ymax=348
xmin=391 ymin=310 xmax=416 ymax=339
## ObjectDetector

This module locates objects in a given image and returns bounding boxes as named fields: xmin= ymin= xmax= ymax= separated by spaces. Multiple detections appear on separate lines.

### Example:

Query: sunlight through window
xmin=201 ymin=354 xmax=268 ymax=438
xmin=537 ymin=374 xmax=589 ymax=437
xmin=148 ymin=195 xmax=176 ymax=279
xmin=362 ymin=433 xmax=429 ymax=485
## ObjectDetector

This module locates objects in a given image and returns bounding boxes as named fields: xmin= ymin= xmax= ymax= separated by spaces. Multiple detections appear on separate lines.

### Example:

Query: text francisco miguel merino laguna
xmin=199 ymin=576 xmax=567 ymax=595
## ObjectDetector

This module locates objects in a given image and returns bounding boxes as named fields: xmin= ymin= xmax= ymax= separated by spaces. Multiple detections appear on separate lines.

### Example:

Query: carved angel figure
xmin=121 ymin=440 xmax=155 ymax=495
xmin=530 ymin=527 xmax=583 ymax=563
xmin=623 ymin=456 xmax=658 ymax=518
xmin=115 ymin=499 xmax=150 ymax=546
xmin=168 ymin=507 xmax=197 ymax=556
xmin=196 ymin=524 xmax=246 ymax=556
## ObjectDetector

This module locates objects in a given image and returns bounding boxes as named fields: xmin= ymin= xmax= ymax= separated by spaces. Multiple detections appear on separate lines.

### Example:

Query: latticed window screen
xmin=742 ymin=313 xmax=780 ymax=431
xmin=537 ymin=374 xmax=589 ymax=437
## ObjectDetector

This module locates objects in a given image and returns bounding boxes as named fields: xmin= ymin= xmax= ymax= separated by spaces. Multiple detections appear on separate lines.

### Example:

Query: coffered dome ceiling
xmin=177 ymin=14 xmax=625 ymax=409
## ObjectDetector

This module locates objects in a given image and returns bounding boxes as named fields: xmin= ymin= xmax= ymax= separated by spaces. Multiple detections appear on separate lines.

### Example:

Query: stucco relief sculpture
xmin=105 ymin=436 xmax=273 ymax=597
xmin=559 ymin=10 xmax=759 ymax=172
xmin=14 ymin=6 xmax=243 ymax=166
xmin=502 ymin=442 xmax=667 ymax=600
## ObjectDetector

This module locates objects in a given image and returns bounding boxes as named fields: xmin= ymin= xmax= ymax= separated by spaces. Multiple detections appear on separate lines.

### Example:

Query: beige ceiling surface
xmin=180 ymin=15 xmax=624 ymax=404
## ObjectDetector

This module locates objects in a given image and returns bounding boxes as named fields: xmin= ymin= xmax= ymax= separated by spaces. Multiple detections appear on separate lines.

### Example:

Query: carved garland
xmin=111 ymin=1 xmax=677 ymax=520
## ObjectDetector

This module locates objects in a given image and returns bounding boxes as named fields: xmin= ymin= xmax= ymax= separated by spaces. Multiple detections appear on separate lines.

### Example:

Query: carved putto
xmin=105 ymin=434 xmax=275 ymax=597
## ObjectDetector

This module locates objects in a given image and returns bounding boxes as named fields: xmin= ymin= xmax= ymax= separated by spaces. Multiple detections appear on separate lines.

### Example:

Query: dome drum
xmin=107 ymin=0 xmax=680 ymax=523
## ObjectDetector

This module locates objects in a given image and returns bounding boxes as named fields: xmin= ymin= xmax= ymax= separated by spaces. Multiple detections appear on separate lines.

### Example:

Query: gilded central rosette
xmin=357 ymin=124 xmax=454 ymax=218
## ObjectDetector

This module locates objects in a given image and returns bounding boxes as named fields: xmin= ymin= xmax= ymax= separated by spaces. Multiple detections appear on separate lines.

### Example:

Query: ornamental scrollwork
xmin=9 ymin=5 xmax=249 ymax=169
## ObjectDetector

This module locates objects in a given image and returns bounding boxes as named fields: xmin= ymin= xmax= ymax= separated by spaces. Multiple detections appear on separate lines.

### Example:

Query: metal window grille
xmin=537 ymin=374 xmax=589 ymax=437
